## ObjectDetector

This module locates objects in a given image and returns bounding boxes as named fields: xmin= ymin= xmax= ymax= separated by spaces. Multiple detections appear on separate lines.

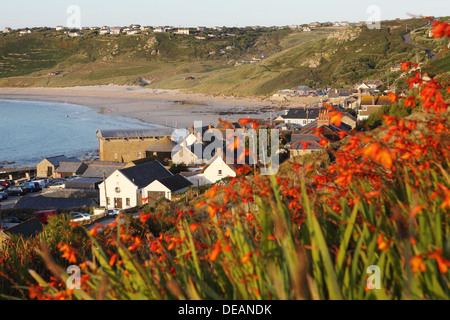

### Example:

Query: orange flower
xmin=210 ymin=239 xmax=221 ymax=262
xmin=128 ymin=236 xmax=143 ymax=251
xmin=139 ymin=213 xmax=153 ymax=224
xmin=376 ymin=234 xmax=389 ymax=251
xmin=404 ymin=96 xmax=416 ymax=107
xmin=401 ymin=61 xmax=411 ymax=71
xmin=410 ymin=255 xmax=426 ymax=273
xmin=241 ymin=252 xmax=253 ymax=264
xmin=189 ymin=223 xmax=199 ymax=232
xmin=409 ymin=205 xmax=426 ymax=218
xmin=109 ymin=254 xmax=118 ymax=267
xmin=387 ymin=92 xmax=398 ymax=103
xmin=329 ymin=110 xmax=343 ymax=127
xmin=58 ymin=243 xmax=77 ymax=264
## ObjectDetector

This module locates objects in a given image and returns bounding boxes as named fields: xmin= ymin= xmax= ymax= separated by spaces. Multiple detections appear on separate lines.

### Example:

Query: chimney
xmin=216 ymin=147 xmax=222 ymax=158
xmin=190 ymin=125 xmax=194 ymax=134
xmin=208 ymin=123 xmax=212 ymax=130
xmin=317 ymin=110 xmax=331 ymax=128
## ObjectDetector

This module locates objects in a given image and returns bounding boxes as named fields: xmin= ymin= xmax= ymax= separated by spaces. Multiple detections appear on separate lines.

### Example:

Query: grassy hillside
xmin=0 ymin=18 xmax=447 ymax=96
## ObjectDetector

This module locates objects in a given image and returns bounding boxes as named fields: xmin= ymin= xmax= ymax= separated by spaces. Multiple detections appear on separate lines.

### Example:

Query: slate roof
xmin=56 ymin=161 xmax=88 ymax=174
xmin=290 ymin=134 xmax=321 ymax=145
xmin=119 ymin=160 xmax=173 ymax=189
xmin=45 ymin=155 xmax=80 ymax=167
xmin=82 ymin=161 xmax=127 ymax=178
xmin=290 ymin=140 xmax=322 ymax=151
xmin=14 ymin=197 xmax=97 ymax=209
xmin=96 ymin=128 xmax=173 ymax=139
xmin=156 ymin=174 xmax=193 ymax=191
xmin=64 ymin=178 xmax=103 ymax=189
xmin=146 ymin=138 xmax=177 ymax=152
xmin=282 ymin=107 xmax=327 ymax=120
xmin=4 ymin=218 xmax=43 ymax=238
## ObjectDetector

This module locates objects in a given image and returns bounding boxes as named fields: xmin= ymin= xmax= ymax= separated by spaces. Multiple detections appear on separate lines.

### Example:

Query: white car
xmin=70 ymin=212 xmax=91 ymax=222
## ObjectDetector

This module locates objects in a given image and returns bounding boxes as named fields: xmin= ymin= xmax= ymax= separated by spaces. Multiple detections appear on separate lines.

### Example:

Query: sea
xmin=0 ymin=99 xmax=163 ymax=168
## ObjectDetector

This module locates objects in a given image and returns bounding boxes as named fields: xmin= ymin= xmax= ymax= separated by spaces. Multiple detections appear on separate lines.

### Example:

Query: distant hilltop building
xmin=56 ymin=26 xmax=64 ymax=31
xmin=3 ymin=27 xmax=11 ymax=33
xmin=110 ymin=27 xmax=123 ymax=35
xmin=99 ymin=26 xmax=110 ymax=34
xmin=175 ymin=28 xmax=190 ymax=35
xmin=153 ymin=26 xmax=166 ymax=33
xmin=19 ymin=29 xmax=32 ymax=35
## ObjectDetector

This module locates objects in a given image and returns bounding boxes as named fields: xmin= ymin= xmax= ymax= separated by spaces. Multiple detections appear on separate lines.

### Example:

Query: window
xmin=126 ymin=198 xmax=130 ymax=206
xmin=303 ymin=120 xmax=307 ymax=124
xmin=114 ymin=153 xmax=118 ymax=160
xmin=137 ymin=152 xmax=142 ymax=159
xmin=106 ymin=197 xmax=110 ymax=205
xmin=218 ymin=170 xmax=222 ymax=176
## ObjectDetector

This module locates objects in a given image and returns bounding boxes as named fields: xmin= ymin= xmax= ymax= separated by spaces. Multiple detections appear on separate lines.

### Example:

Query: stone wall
xmin=99 ymin=138 xmax=162 ymax=163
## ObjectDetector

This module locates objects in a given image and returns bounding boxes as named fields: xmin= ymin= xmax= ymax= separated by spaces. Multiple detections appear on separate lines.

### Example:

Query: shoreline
xmin=0 ymin=85 xmax=291 ymax=129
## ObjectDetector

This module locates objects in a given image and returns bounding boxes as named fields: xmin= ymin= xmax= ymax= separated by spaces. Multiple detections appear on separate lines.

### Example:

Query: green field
xmin=0 ymin=18 xmax=448 ymax=96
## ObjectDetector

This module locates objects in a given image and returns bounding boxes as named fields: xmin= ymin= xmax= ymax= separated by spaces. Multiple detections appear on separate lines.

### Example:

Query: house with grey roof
xmin=36 ymin=155 xmax=80 ymax=178
xmin=98 ymin=160 xmax=173 ymax=209
xmin=279 ymin=106 xmax=328 ymax=126
xmin=142 ymin=174 xmax=192 ymax=203
xmin=81 ymin=161 xmax=127 ymax=179
xmin=55 ymin=161 xmax=88 ymax=178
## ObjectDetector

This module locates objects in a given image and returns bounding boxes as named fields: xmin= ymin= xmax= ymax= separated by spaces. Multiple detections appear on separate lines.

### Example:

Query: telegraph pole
xmin=103 ymin=172 xmax=109 ymax=214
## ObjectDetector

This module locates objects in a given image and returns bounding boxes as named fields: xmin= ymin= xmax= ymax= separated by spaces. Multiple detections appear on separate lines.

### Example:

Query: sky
xmin=0 ymin=0 xmax=449 ymax=29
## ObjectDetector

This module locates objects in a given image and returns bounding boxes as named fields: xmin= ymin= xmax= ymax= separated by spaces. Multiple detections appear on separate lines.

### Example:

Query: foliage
xmin=1 ymin=18 xmax=449 ymax=301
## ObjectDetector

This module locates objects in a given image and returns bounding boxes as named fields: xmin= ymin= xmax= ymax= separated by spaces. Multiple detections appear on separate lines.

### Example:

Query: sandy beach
xmin=0 ymin=85 xmax=291 ymax=129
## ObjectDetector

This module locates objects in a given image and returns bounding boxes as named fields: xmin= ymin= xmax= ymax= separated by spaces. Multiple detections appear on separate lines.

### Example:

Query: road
xmin=402 ymin=20 xmax=436 ymax=60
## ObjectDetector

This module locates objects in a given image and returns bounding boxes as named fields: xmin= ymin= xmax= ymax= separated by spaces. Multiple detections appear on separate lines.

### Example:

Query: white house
xmin=175 ymin=28 xmax=190 ymax=35
xmin=198 ymin=155 xmax=237 ymax=185
xmin=2 ymin=27 xmax=11 ymax=33
xmin=142 ymin=174 xmax=192 ymax=202
xmin=19 ymin=29 xmax=32 ymax=35
xmin=99 ymin=27 xmax=110 ymax=35
xmin=110 ymin=27 xmax=123 ymax=35
xmin=98 ymin=160 xmax=173 ymax=210
xmin=154 ymin=27 xmax=166 ymax=33
xmin=56 ymin=26 xmax=64 ymax=31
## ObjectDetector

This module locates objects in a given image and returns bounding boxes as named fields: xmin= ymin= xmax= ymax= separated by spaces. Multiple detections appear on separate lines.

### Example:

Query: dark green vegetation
xmin=0 ymin=18 xmax=448 ymax=96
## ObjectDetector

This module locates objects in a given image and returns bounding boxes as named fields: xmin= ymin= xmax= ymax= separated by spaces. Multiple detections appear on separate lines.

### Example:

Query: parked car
xmin=0 ymin=191 xmax=8 ymax=200
xmin=0 ymin=179 xmax=14 ymax=188
xmin=1 ymin=216 xmax=22 ymax=229
xmin=49 ymin=178 xmax=66 ymax=185
xmin=18 ymin=183 xmax=33 ymax=193
xmin=107 ymin=209 xmax=122 ymax=218
xmin=5 ymin=186 xmax=26 ymax=197
xmin=34 ymin=179 xmax=50 ymax=188
xmin=66 ymin=175 xmax=80 ymax=180
xmin=2 ymin=216 xmax=22 ymax=224
xmin=48 ymin=181 xmax=65 ymax=189
xmin=70 ymin=212 xmax=91 ymax=223
xmin=35 ymin=210 xmax=58 ymax=224
xmin=22 ymin=182 xmax=41 ymax=193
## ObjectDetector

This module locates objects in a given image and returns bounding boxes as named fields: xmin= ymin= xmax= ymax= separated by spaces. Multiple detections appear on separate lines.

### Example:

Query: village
xmin=0 ymin=77 xmax=398 ymax=238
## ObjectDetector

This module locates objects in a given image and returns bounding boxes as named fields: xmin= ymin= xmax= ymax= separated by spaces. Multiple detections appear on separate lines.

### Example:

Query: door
xmin=47 ymin=166 xmax=53 ymax=177
xmin=114 ymin=198 xmax=123 ymax=209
